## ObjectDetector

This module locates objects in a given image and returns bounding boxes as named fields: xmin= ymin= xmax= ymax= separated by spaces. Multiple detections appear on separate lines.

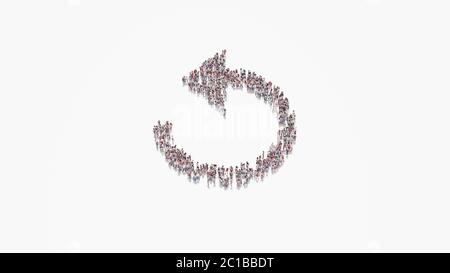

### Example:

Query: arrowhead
xmin=182 ymin=50 xmax=229 ymax=115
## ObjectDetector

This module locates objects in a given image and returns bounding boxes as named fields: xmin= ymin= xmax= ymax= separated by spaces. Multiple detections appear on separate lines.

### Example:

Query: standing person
xmin=229 ymin=166 xmax=233 ymax=189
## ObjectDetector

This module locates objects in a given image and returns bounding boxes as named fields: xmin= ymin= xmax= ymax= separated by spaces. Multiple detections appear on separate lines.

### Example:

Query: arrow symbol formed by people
xmin=153 ymin=50 xmax=297 ymax=189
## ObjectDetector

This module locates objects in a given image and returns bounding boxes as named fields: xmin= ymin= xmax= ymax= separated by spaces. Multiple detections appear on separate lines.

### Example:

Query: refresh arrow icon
xmin=153 ymin=50 xmax=297 ymax=189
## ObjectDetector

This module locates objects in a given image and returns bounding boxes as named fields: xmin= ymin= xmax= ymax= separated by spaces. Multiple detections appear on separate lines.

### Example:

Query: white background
xmin=1 ymin=0 xmax=449 ymax=252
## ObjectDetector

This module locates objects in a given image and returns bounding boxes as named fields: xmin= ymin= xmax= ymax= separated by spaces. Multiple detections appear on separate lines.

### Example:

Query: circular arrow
xmin=153 ymin=50 xmax=297 ymax=189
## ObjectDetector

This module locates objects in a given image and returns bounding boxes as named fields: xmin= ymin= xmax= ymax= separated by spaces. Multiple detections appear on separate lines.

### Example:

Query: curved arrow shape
xmin=153 ymin=50 xmax=297 ymax=189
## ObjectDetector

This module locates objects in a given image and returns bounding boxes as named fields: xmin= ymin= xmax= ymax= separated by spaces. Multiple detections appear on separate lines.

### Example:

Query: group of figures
xmin=153 ymin=50 xmax=297 ymax=189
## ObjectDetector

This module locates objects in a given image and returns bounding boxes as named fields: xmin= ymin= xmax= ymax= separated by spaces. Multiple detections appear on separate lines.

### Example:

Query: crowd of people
xmin=154 ymin=50 xmax=297 ymax=189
